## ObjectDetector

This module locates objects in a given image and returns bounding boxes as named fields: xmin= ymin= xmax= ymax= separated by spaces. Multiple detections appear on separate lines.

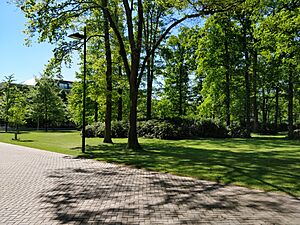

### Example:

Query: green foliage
xmin=137 ymin=118 xmax=229 ymax=139
xmin=0 ymin=75 xmax=17 ymax=126
xmin=85 ymin=118 xmax=229 ymax=139
xmin=138 ymin=120 xmax=178 ymax=139
xmin=228 ymin=124 xmax=250 ymax=138
xmin=160 ymin=29 xmax=195 ymax=116
xmin=85 ymin=121 xmax=128 ymax=138
xmin=8 ymin=91 xmax=28 ymax=128
xmin=194 ymin=13 xmax=245 ymax=123
xmin=29 ymin=75 xmax=66 ymax=129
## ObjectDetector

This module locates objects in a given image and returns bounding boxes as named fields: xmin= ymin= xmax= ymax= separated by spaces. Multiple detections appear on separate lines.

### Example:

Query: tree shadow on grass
xmin=75 ymin=138 xmax=300 ymax=198
xmin=12 ymin=139 xmax=34 ymax=142
xmin=40 ymin=162 xmax=300 ymax=224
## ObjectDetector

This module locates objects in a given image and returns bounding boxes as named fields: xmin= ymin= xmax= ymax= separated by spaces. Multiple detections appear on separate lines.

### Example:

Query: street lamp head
xmin=68 ymin=32 xmax=84 ymax=40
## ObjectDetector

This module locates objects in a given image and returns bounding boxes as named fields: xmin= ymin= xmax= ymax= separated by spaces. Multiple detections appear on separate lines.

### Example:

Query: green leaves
xmin=30 ymin=75 xmax=66 ymax=127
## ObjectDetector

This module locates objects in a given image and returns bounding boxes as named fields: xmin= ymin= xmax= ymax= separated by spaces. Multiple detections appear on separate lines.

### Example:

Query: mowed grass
xmin=0 ymin=130 xmax=299 ymax=197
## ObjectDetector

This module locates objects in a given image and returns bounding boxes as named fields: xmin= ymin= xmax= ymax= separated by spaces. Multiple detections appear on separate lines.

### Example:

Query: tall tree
xmin=257 ymin=0 xmax=300 ymax=137
xmin=161 ymin=33 xmax=191 ymax=116
xmin=143 ymin=1 xmax=164 ymax=120
xmin=30 ymin=75 xmax=66 ymax=131
xmin=102 ymin=0 xmax=113 ymax=143
xmin=0 ymin=75 xmax=16 ymax=133
xmin=195 ymin=13 xmax=243 ymax=124
xmin=8 ymin=90 xmax=28 ymax=140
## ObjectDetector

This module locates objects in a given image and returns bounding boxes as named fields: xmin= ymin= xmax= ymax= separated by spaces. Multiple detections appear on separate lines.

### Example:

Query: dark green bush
xmin=95 ymin=122 xmax=105 ymax=137
xmin=195 ymin=119 xmax=229 ymax=138
xmin=137 ymin=120 xmax=159 ymax=138
xmin=85 ymin=124 xmax=97 ymax=138
xmin=138 ymin=118 xmax=229 ymax=139
xmin=152 ymin=121 xmax=178 ymax=139
xmin=293 ymin=129 xmax=300 ymax=139
xmin=228 ymin=124 xmax=249 ymax=138
xmin=111 ymin=121 xmax=128 ymax=138
xmin=258 ymin=123 xmax=278 ymax=135
xmin=86 ymin=118 xmax=230 ymax=140
xmin=85 ymin=121 xmax=128 ymax=138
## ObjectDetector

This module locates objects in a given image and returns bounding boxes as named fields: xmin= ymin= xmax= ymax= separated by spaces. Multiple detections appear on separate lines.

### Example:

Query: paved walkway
xmin=0 ymin=142 xmax=299 ymax=225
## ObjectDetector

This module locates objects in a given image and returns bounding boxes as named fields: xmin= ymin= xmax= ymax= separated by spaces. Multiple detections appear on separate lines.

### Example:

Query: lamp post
xmin=69 ymin=27 xmax=87 ymax=153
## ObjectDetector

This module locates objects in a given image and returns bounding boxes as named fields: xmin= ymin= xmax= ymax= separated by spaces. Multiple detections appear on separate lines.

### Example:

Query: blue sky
xmin=0 ymin=1 xmax=78 ymax=83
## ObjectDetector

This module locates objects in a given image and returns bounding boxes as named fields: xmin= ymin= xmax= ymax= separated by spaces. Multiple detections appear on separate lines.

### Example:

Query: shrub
xmin=111 ymin=121 xmax=128 ymax=138
xmin=293 ymin=129 xmax=300 ymax=139
xmin=229 ymin=124 xmax=249 ymax=138
xmin=86 ymin=118 xmax=230 ymax=140
xmin=137 ymin=120 xmax=158 ymax=138
xmin=257 ymin=123 xmax=278 ymax=135
xmin=153 ymin=121 xmax=178 ymax=139
xmin=85 ymin=121 xmax=128 ymax=138
xmin=138 ymin=118 xmax=229 ymax=139
xmin=85 ymin=124 xmax=97 ymax=138
xmin=196 ymin=119 xmax=229 ymax=138
xmin=95 ymin=122 xmax=105 ymax=137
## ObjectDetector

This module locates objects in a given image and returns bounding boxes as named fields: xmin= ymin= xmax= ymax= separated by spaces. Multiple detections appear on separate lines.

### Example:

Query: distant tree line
xmin=0 ymin=74 xmax=67 ymax=138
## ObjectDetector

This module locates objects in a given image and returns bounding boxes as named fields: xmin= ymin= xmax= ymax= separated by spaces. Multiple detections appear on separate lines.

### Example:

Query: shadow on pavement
xmin=40 ymin=161 xmax=299 ymax=224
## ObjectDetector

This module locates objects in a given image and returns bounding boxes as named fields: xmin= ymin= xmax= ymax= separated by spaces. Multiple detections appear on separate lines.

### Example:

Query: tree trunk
xmin=14 ymin=124 xmax=19 ymax=140
xmin=252 ymin=50 xmax=259 ymax=132
xmin=242 ymin=18 xmax=251 ymax=137
xmin=127 ymin=80 xmax=141 ymax=150
xmin=45 ymin=97 xmax=48 ymax=132
xmin=117 ymin=66 xmax=123 ymax=121
xmin=94 ymin=101 xmax=98 ymax=122
xmin=5 ymin=85 xmax=10 ymax=133
xmin=274 ymin=85 xmax=279 ymax=132
xmin=102 ymin=0 xmax=113 ymax=144
xmin=126 ymin=0 xmax=143 ymax=150
xmin=146 ymin=58 xmax=153 ymax=120
xmin=262 ymin=88 xmax=267 ymax=132
xmin=288 ymin=70 xmax=294 ymax=138
xmin=224 ymin=37 xmax=231 ymax=127
xmin=5 ymin=121 xmax=8 ymax=133
xmin=179 ymin=63 xmax=183 ymax=116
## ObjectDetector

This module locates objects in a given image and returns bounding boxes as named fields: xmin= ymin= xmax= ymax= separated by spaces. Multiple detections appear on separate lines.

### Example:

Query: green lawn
xmin=1 ymin=130 xmax=299 ymax=197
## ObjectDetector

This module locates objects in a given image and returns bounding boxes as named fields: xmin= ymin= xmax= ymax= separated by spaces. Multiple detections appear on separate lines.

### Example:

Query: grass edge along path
xmin=0 ymin=130 xmax=299 ymax=197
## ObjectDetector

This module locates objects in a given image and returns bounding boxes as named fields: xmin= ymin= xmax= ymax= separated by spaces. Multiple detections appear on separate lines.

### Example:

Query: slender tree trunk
xmin=242 ymin=18 xmax=251 ymax=137
xmin=45 ymin=96 xmax=48 ymax=132
xmin=5 ymin=121 xmax=8 ymax=133
xmin=94 ymin=102 xmax=98 ymax=122
xmin=224 ymin=37 xmax=231 ymax=127
xmin=102 ymin=0 xmax=113 ymax=143
xmin=288 ymin=70 xmax=294 ymax=138
xmin=252 ymin=50 xmax=259 ymax=132
xmin=145 ymin=10 xmax=152 ymax=121
xmin=266 ymin=92 xmax=270 ymax=125
xmin=179 ymin=62 xmax=183 ymax=116
xmin=262 ymin=88 xmax=267 ymax=132
xmin=117 ymin=66 xmax=123 ymax=121
xmin=274 ymin=85 xmax=279 ymax=131
xmin=5 ymin=85 xmax=10 ymax=133
xmin=14 ymin=124 xmax=19 ymax=140
xmin=146 ymin=58 xmax=153 ymax=120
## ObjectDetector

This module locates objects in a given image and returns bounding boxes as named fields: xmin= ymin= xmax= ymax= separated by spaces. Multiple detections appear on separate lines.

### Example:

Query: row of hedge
xmin=85 ymin=119 xmax=249 ymax=139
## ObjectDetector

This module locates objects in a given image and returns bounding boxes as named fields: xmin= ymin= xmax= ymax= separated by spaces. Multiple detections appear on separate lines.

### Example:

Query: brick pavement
xmin=0 ymin=142 xmax=299 ymax=225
